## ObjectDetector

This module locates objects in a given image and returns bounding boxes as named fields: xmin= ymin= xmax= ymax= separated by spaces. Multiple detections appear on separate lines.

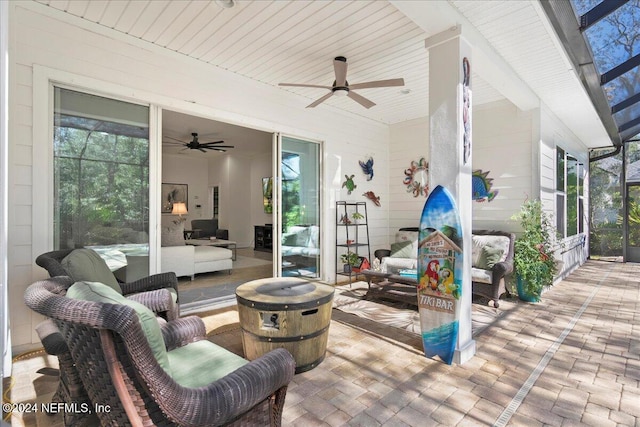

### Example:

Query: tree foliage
xmin=55 ymin=124 xmax=149 ymax=249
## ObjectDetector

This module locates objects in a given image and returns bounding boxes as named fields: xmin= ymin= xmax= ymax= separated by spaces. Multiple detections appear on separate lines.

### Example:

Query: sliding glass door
xmin=53 ymin=87 xmax=150 ymax=280
xmin=277 ymin=135 xmax=321 ymax=278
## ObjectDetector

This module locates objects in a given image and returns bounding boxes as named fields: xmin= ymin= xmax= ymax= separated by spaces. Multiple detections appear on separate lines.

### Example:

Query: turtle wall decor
xmin=342 ymin=174 xmax=357 ymax=195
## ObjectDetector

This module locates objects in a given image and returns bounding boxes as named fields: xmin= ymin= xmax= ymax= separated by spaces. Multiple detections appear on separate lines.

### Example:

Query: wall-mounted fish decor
xmin=472 ymin=170 xmax=498 ymax=202
xmin=363 ymin=191 xmax=381 ymax=206
xmin=359 ymin=157 xmax=374 ymax=181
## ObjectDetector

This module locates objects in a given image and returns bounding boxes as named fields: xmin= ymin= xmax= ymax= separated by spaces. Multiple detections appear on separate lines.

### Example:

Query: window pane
xmin=54 ymin=88 xmax=150 ymax=279
xmin=557 ymin=193 xmax=566 ymax=237
xmin=567 ymin=156 xmax=578 ymax=236
xmin=557 ymin=147 xmax=565 ymax=191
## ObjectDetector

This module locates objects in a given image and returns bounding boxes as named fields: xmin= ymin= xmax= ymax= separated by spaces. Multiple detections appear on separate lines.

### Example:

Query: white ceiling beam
xmin=390 ymin=0 xmax=540 ymax=111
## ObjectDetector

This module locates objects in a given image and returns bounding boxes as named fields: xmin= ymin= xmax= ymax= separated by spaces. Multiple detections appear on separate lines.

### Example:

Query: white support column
xmin=427 ymin=33 xmax=476 ymax=365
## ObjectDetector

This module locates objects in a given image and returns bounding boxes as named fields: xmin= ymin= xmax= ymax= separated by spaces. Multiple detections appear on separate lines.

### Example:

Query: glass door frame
xmin=273 ymin=133 xmax=323 ymax=279
xmin=625 ymin=182 xmax=640 ymax=262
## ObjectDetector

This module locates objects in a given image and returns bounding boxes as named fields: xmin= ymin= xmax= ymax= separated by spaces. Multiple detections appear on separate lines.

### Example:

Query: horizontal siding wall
xmin=9 ymin=3 xmax=390 ymax=348
xmin=472 ymin=99 xmax=536 ymax=233
xmin=539 ymin=102 xmax=590 ymax=279
xmin=388 ymin=117 xmax=429 ymax=248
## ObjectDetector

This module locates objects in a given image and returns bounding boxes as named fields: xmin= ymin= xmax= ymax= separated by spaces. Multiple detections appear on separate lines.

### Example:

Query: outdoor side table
xmin=235 ymin=277 xmax=334 ymax=373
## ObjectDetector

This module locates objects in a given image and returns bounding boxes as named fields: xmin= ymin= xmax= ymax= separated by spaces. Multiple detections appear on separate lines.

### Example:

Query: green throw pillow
xmin=390 ymin=241 xmax=414 ymax=258
xmin=66 ymin=281 xmax=171 ymax=375
xmin=61 ymin=249 xmax=121 ymax=294
xmin=477 ymin=246 xmax=504 ymax=270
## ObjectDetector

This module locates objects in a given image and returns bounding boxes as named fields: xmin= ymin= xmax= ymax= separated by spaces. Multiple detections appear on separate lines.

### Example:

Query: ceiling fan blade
xmin=349 ymin=78 xmax=405 ymax=90
xmin=198 ymin=148 xmax=207 ymax=153
xmin=162 ymin=141 xmax=186 ymax=146
xmin=200 ymin=141 xmax=225 ymax=145
xmin=334 ymin=56 xmax=347 ymax=86
xmin=347 ymin=91 xmax=376 ymax=109
xmin=279 ymin=83 xmax=332 ymax=89
xmin=164 ymin=135 xmax=186 ymax=143
xmin=307 ymin=92 xmax=334 ymax=108
xmin=203 ymin=145 xmax=234 ymax=149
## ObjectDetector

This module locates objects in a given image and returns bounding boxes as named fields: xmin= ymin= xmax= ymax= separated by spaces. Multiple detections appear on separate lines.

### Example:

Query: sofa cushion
xmin=282 ymin=233 xmax=298 ymax=246
xmin=307 ymin=225 xmax=320 ymax=248
xmin=381 ymin=257 xmax=417 ymax=274
xmin=287 ymin=226 xmax=310 ymax=247
xmin=395 ymin=230 xmax=418 ymax=244
xmin=67 ymin=281 xmax=171 ymax=374
xmin=161 ymin=218 xmax=185 ymax=247
xmin=193 ymin=246 xmax=232 ymax=262
xmin=168 ymin=340 xmax=247 ymax=388
xmin=61 ymin=248 xmax=121 ymax=294
xmin=472 ymin=235 xmax=510 ymax=266
xmin=390 ymin=241 xmax=414 ymax=258
xmin=477 ymin=246 xmax=504 ymax=270
xmin=471 ymin=267 xmax=493 ymax=284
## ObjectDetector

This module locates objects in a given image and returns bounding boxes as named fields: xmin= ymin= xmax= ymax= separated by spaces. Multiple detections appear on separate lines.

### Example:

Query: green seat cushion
xmin=66 ymin=281 xmax=171 ymax=374
xmin=168 ymin=340 xmax=247 ymax=388
xmin=477 ymin=246 xmax=504 ymax=270
xmin=62 ymin=249 xmax=121 ymax=294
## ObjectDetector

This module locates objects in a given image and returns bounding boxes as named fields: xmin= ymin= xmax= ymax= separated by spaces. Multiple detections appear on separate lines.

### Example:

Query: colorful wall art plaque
xmin=417 ymin=185 xmax=463 ymax=365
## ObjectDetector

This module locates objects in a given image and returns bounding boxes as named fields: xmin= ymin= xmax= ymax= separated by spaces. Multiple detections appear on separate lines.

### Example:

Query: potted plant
xmin=511 ymin=199 xmax=559 ymax=302
xmin=340 ymin=251 xmax=360 ymax=273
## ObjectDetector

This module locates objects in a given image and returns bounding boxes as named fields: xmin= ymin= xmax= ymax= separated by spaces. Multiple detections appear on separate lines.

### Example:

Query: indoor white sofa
xmin=161 ymin=217 xmax=232 ymax=280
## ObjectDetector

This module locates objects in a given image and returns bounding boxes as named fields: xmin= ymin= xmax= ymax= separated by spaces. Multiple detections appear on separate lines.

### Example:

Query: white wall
xmin=388 ymin=117 xmax=429 ymax=244
xmin=162 ymin=154 xmax=210 ymax=225
xmin=10 ymin=3 xmax=389 ymax=349
xmin=472 ymin=99 xmax=537 ymax=232
xmin=539 ymin=102 xmax=590 ymax=278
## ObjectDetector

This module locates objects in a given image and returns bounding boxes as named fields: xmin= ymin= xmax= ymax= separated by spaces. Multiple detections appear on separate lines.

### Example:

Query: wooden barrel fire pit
xmin=235 ymin=277 xmax=334 ymax=373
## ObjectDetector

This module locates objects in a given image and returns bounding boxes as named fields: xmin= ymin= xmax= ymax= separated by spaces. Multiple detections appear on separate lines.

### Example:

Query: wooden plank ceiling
xmin=32 ymin=0 xmax=612 ymax=148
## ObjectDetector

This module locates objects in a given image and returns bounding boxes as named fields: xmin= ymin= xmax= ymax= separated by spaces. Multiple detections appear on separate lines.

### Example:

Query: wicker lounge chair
xmin=25 ymin=276 xmax=296 ymax=427
xmin=36 ymin=248 xmax=179 ymax=320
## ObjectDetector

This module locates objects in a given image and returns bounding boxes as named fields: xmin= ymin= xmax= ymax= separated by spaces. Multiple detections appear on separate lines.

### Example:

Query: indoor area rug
xmin=333 ymin=281 xmax=518 ymax=337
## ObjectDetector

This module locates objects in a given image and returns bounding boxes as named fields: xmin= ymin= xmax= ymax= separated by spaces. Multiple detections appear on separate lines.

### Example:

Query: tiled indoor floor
xmin=4 ymin=259 xmax=639 ymax=426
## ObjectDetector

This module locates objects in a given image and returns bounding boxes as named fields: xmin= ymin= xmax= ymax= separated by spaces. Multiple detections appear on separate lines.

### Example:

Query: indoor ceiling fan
xmin=163 ymin=132 xmax=234 ymax=152
xmin=279 ymin=56 xmax=405 ymax=109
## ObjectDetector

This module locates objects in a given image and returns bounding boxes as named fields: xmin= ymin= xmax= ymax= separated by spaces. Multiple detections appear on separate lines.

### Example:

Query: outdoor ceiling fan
xmin=279 ymin=56 xmax=405 ymax=109
xmin=163 ymin=132 xmax=234 ymax=152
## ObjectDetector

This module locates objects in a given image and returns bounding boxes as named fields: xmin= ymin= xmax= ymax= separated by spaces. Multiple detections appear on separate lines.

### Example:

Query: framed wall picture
xmin=162 ymin=183 xmax=188 ymax=213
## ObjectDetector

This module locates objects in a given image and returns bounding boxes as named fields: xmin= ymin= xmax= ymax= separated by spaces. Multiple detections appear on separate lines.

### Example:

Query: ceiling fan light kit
xmin=279 ymin=56 xmax=404 ymax=109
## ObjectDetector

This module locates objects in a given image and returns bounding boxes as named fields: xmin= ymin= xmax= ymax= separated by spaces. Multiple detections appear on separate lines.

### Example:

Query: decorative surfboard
xmin=417 ymin=185 xmax=463 ymax=365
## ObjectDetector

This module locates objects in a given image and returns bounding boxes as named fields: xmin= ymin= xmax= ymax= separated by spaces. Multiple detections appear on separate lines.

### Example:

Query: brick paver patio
xmin=5 ymin=260 xmax=639 ymax=426
xmin=283 ymin=260 xmax=640 ymax=426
